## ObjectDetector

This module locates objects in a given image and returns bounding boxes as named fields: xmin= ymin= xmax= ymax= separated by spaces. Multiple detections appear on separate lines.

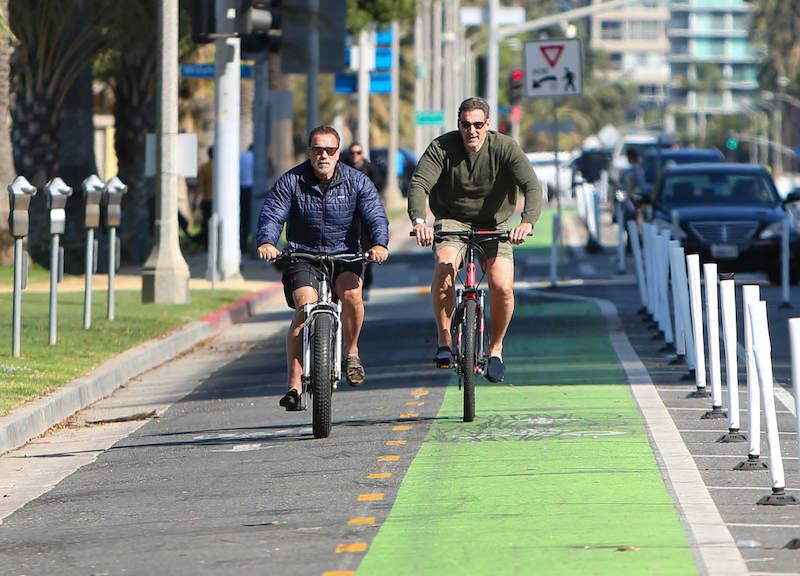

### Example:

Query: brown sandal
xmin=345 ymin=355 xmax=366 ymax=387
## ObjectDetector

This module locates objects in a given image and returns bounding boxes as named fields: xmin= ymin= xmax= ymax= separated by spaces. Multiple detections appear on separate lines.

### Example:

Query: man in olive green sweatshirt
xmin=408 ymin=97 xmax=542 ymax=383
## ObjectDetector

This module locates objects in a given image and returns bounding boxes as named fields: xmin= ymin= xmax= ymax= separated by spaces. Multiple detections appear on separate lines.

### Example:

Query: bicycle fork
xmin=452 ymin=287 xmax=486 ymax=381
xmin=301 ymin=302 xmax=343 ymax=403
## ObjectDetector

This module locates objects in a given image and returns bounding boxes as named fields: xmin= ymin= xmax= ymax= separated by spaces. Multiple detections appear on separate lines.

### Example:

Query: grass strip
xmin=0 ymin=289 xmax=247 ymax=416
xmin=357 ymin=299 xmax=696 ymax=576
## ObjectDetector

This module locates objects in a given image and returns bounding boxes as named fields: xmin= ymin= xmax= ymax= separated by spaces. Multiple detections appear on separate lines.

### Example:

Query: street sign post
xmin=523 ymin=38 xmax=583 ymax=99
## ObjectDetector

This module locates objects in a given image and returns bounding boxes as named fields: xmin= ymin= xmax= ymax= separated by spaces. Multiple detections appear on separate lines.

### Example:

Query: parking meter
xmin=7 ymin=176 xmax=36 ymax=357
xmin=104 ymin=176 xmax=127 ymax=228
xmin=7 ymin=175 xmax=37 ymax=237
xmin=45 ymin=177 xmax=72 ymax=235
xmin=103 ymin=177 xmax=127 ymax=321
xmin=82 ymin=174 xmax=105 ymax=229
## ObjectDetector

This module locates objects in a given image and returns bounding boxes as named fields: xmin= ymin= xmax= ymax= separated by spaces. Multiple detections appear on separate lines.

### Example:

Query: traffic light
xmin=725 ymin=135 xmax=739 ymax=151
xmin=238 ymin=0 xmax=282 ymax=53
xmin=507 ymin=70 xmax=525 ymax=106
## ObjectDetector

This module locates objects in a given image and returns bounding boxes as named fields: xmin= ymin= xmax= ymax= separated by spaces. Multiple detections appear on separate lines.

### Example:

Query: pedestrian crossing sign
xmin=523 ymin=38 xmax=583 ymax=99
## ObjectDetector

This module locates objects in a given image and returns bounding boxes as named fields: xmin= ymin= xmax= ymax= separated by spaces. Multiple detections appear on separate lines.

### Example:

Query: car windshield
xmin=642 ymin=154 xmax=720 ymax=184
xmin=659 ymin=173 xmax=779 ymax=207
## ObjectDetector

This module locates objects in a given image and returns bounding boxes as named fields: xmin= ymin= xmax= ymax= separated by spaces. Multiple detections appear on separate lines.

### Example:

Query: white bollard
xmin=702 ymin=263 xmax=725 ymax=418
xmin=718 ymin=277 xmax=745 ymax=441
xmin=599 ymin=170 xmax=609 ymax=203
xmin=627 ymin=220 xmax=647 ymax=312
xmin=748 ymin=301 xmax=797 ymax=504
xmin=549 ymin=212 xmax=560 ymax=287
xmin=735 ymin=285 xmax=766 ymax=470
xmin=686 ymin=254 xmax=708 ymax=397
xmin=658 ymin=231 xmax=674 ymax=348
xmin=668 ymin=241 xmax=686 ymax=361
xmin=788 ymin=318 xmax=800 ymax=466
xmin=674 ymin=245 xmax=696 ymax=373
xmin=643 ymin=224 xmax=657 ymax=321
xmin=781 ymin=217 xmax=791 ymax=308
xmin=592 ymin=189 xmax=602 ymax=248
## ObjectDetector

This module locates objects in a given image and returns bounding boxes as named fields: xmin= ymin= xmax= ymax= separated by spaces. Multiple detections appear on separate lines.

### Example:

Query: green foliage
xmin=0 ymin=289 xmax=247 ymax=415
xmin=347 ymin=0 xmax=416 ymax=34
xmin=750 ymin=0 xmax=800 ymax=85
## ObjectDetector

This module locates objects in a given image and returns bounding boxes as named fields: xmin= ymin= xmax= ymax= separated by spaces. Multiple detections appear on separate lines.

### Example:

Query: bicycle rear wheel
xmin=312 ymin=314 xmax=334 ymax=438
xmin=461 ymin=299 xmax=478 ymax=422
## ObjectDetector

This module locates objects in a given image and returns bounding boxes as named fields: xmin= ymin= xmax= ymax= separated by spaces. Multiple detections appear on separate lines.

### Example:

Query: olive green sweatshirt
xmin=407 ymin=130 xmax=542 ymax=227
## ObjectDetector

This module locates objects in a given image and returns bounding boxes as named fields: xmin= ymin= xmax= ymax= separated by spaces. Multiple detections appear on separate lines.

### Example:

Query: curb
xmin=0 ymin=284 xmax=282 ymax=457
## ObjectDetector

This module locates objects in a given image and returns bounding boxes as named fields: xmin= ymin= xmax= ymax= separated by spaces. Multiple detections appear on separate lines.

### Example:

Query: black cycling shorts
xmin=281 ymin=259 xmax=365 ymax=309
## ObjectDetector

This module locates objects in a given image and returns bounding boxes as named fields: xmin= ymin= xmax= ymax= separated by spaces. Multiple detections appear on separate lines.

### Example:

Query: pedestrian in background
xmin=198 ymin=145 xmax=214 ymax=249
xmin=343 ymin=142 xmax=383 ymax=301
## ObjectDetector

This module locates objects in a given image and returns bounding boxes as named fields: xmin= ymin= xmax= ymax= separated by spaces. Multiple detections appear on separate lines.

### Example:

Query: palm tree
xmin=0 ymin=1 xmax=16 ymax=265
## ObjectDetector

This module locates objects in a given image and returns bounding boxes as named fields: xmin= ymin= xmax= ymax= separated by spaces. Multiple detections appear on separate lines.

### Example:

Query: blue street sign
xmin=375 ymin=47 xmax=391 ymax=70
xmin=376 ymin=28 xmax=392 ymax=46
xmin=180 ymin=63 xmax=253 ymax=79
xmin=334 ymin=72 xmax=392 ymax=94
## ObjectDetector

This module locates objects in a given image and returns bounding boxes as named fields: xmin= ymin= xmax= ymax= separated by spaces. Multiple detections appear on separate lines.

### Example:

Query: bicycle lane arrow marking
xmin=354 ymin=297 xmax=699 ymax=575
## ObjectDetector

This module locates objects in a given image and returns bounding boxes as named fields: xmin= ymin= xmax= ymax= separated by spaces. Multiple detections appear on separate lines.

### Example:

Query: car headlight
xmin=759 ymin=220 xmax=790 ymax=240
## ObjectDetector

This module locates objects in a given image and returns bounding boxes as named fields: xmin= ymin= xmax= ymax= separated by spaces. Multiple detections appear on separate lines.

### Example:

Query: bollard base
xmin=660 ymin=342 xmax=676 ymax=353
xmin=717 ymin=429 xmax=747 ymax=443
xmin=757 ymin=491 xmax=799 ymax=506
xmin=734 ymin=456 xmax=768 ymax=471
xmin=702 ymin=406 xmax=728 ymax=419
xmin=668 ymin=354 xmax=686 ymax=366
xmin=785 ymin=538 xmax=800 ymax=550
xmin=779 ymin=301 xmax=791 ymax=310
xmin=687 ymin=386 xmax=711 ymax=398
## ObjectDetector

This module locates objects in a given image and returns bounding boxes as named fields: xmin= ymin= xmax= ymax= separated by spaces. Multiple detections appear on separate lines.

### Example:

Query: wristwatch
xmin=413 ymin=218 xmax=426 ymax=226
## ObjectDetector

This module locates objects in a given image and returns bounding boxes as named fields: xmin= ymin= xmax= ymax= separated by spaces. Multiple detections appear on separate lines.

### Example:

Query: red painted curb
xmin=200 ymin=282 xmax=283 ymax=330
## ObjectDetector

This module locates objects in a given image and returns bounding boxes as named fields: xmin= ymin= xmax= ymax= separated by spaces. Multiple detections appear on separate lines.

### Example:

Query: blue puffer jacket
xmin=256 ymin=161 xmax=389 ymax=253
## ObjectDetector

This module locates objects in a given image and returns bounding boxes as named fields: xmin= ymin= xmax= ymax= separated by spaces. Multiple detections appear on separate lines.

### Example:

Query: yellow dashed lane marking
xmin=405 ymin=401 xmax=424 ymax=406
xmin=368 ymin=472 xmax=392 ymax=479
xmin=323 ymin=572 xmax=355 ymax=576
xmin=378 ymin=455 xmax=400 ymax=462
xmin=385 ymin=440 xmax=406 ymax=446
xmin=347 ymin=516 xmax=376 ymax=526
xmin=392 ymin=425 xmax=412 ymax=431
xmin=336 ymin=542 xmax=368 ymax=553
xmin=399 ymin=413 xmax=419 ymax=419
xmin=410 ymin=389 xmax=429 ymax=398
xmin=357 ymin=493 xmax=385 ymax=502
xmin=417 ymin=286 xmax=429 ymax=295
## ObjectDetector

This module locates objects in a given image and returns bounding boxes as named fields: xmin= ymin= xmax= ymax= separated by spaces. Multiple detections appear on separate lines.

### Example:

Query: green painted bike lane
xmin=357 ymin=299 xmax=697 ymax=576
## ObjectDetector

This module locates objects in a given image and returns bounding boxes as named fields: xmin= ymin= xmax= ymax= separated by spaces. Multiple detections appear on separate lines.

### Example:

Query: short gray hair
xmin=458 ymin=97 xmax=490 ymax=119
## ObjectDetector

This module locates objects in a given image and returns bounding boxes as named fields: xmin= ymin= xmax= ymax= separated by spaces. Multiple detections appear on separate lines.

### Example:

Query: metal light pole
xmin=487 ymin=0 xmax=499 ymax=118
xmin=142 ymin=0 xmax=190 ymax=302
xmin=307 ymin=0 xmax=320 ymax=132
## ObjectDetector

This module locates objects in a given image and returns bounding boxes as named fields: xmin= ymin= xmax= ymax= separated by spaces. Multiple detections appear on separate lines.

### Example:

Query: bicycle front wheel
xmin=312 ymin=313 xmax=334 ymax=438
xmin=461 ymin=299 xmax=478 ymax=422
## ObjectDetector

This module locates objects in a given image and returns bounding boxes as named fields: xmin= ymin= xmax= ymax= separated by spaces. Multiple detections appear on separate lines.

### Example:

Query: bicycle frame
xmin=452 ymin=240 xmax=488 ymax=378
xmin=301 ymin=274 xmax=343 ymax=392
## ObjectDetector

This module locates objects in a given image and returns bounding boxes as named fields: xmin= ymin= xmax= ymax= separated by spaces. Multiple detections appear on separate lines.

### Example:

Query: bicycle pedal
xmin=435 ymin=359 xmax=452 ymax=369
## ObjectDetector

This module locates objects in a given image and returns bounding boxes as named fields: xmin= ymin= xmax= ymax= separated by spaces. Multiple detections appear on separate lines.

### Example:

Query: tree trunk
xmin=0 ymin=0 xmax=16 ymax=265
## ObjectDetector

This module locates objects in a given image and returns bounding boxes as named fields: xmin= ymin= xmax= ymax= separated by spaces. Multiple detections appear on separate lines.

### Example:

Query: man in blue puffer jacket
xmin=257 ymin=126 xmax=390 ymax=411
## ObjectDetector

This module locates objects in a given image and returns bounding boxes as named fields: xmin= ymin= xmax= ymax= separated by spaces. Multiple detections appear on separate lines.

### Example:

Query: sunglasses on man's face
xmin=459 ymin=120 xmax=486 ymax=131
xmin=311 ymin=145 xmax=339 ymax=156
xmin=350 ymin=149 xmax=363 ymax=155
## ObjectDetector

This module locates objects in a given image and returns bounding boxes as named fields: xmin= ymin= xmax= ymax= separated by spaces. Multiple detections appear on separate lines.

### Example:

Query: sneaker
xmin=345 ymin=355 xmax=366 ymax=386
xmin=279 ymin=389 xmax=302 ymax=411
xmin=485 ymin=356 xmax=506 ymax=383
xmin=434 ymin=346 xmax=452 ymax=369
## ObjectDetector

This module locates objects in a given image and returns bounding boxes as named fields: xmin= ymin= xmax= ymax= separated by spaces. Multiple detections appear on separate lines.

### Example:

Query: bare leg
xmin=287 ymin=286 xmax=318 ymax=393
xmin=335 ymin=271 xmax=364 ymax=356
xmin=484 ymin=256 xmax=515 ymax=358
xmin=431 ymin=245 xmax=463 ymax=347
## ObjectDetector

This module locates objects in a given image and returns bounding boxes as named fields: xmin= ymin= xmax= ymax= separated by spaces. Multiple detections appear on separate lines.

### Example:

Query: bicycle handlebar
xmin=272 ymin=251 xmax=369 ymax=265
xmin=409 ymin=229 xmax=511 ymax=241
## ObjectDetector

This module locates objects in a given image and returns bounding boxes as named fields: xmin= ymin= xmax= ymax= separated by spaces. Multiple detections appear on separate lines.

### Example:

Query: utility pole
xmin=211 ymin=0 xmax=241 ymax=280
xmin=414 ymin=10 xmax=424 ymax=157
xmin=142 ymin=0 xmax=190 ymax=304
xmin=251 ymin=51 xmax=269 ymax=258
xmin=357 ymin=28 xmax=371 ymax=157
xmin=432 ymin=1 xmax=443 ymax=122
xmin=487 ymin=0 xmax=499 ymax=119
xmin=384 ymin=21 xmax=403 ymax=210
xmin=307 ymin=0 xmax=320 ymax=132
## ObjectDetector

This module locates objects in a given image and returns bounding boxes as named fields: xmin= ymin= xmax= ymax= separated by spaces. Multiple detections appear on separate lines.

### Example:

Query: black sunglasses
xmin=459 ymin=120 xmax=486 ymax=130
xmin=311 ymin=145 xmax=339 ymax=156
xmin=350 ymin=149 xmax=363 ymax=155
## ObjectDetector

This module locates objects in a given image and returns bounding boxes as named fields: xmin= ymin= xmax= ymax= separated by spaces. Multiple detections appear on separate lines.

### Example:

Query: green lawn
xmin=0 ymin=289 xmax=247 ymax=415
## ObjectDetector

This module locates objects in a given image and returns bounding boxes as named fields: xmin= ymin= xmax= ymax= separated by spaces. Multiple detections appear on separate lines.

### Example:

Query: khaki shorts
xmin=433 ymin=218 xmax=514 ymax=262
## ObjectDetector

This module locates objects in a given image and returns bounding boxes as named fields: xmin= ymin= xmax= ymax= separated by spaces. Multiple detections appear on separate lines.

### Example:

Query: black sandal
xmin=279 ymin=389 xmax=302 ymax=411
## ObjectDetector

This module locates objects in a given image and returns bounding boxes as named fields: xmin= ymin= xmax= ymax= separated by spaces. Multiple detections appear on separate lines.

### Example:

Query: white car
xmin=526 ymin=151 xmax=574 ymax=200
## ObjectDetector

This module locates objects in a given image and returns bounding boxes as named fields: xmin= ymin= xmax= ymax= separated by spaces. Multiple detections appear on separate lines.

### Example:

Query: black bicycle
xmin=273 ymin=251 xmax=368 ymax=438
xmin=414 ymin=229 xmax=510 ymax=422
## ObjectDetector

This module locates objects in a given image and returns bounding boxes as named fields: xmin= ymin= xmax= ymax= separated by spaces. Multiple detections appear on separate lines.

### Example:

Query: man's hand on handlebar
xmin=508 ymin=222 xmax=533 ymax=245
xmin=367 ymin=245 xmax=389 ymax=263
xmin=257 ymin=243 xmax=281 ymax=261
xmin=413 ymin=222 xmax=435 ymax=247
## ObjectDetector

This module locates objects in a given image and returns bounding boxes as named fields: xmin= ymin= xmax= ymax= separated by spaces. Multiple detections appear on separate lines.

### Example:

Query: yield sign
xmin=540 ymin=45 xmax=564 ymax=68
